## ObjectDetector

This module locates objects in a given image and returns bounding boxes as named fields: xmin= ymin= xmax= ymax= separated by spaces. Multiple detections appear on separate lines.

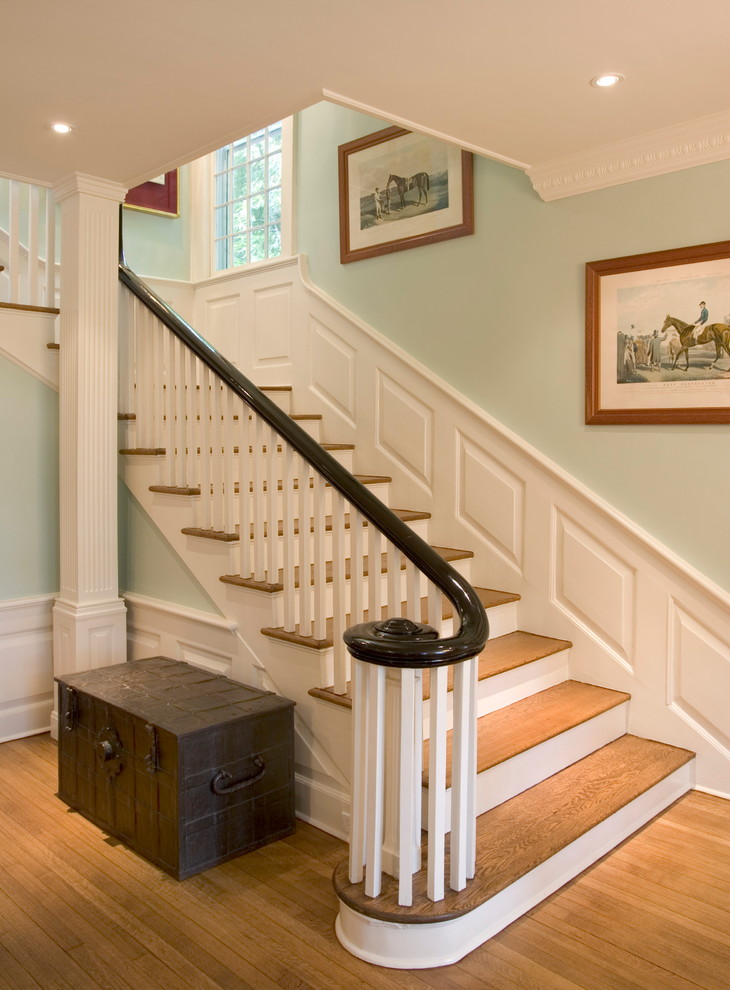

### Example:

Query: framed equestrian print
xmin=586 ymin=240 xmax=730 ymax=424
xmin=338 ymin=126 xmax=473 ymax=264
xmin=124 ymin=170 xmax=179 ymax=217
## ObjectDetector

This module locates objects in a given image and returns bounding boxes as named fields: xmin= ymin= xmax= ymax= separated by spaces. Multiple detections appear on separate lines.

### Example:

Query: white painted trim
xmin=0 ymin=594 xmax=55 ymax=743
xmin=528 ymin=109 xmax=730 ymax=201
xmin=295 ymin=255 xmax=730 ymax=614
xmin=122 ymin=591 xmax=233 ymax=630
xmin=696 ymin=784 xmax=730 ymax=801
xmin=321 ymin=90 xmax=529 ymax=170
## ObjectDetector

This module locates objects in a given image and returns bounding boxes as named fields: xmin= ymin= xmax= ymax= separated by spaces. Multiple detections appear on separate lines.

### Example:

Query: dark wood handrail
xmin=118 ymin=259 xmax=488 ymax=669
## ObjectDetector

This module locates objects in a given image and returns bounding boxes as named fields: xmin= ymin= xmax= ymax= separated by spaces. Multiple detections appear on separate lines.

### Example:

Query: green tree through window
xmin=213 ymin=123 xmax=284 ymax=271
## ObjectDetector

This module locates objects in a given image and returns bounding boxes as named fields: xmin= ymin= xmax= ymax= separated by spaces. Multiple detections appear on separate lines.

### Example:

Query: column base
xmin=51 ymin=597 xmax=127 ymax=738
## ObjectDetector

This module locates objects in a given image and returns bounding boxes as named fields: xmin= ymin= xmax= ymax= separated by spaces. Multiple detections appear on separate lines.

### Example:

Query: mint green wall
xmin=118 ymin=481 xmax=221 ymax=614
xmin=0 ymin=355 xmax=59 ymax=598
xmin=296 ymin=102 xmax=730 ymax=591
xmin=120 ymin=166 xmax=191 ymax=280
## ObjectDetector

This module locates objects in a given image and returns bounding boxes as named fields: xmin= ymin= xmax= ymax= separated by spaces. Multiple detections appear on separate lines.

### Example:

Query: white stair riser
xmin=337 ymin=760 xmax=695 ymax=969
xmin=421 ymin=649 xmax=570 ymax=739
xmin=423 ymin=701 xmax=630 ymax=831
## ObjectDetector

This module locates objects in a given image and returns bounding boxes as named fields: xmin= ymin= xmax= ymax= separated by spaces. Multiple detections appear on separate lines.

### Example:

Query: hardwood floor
xmin=0 ymin=735 xmax=727 ymax=989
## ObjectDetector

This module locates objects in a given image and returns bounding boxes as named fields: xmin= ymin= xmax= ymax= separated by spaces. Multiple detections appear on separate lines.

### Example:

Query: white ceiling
xmin=5 ymin=0 xmax=730 ymax=192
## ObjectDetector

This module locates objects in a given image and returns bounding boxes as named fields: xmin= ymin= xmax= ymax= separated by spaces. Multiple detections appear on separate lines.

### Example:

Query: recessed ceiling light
xmin=50 ymin=121 xmax=73 ymax=134
xmin=590 ymin=73 xmax=624 ymax=89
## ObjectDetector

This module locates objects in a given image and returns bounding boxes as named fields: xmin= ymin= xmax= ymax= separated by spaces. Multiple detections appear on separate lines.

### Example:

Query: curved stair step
xmin=333 ymin=734 xmax=695 ymax=967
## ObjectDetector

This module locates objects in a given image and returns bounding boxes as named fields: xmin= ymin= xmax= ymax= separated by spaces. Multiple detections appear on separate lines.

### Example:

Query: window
xmin=212 ymin=122 xmax=287 ymax=271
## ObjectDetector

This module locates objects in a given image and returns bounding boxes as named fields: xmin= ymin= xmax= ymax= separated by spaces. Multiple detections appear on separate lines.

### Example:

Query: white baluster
xmin=368 ymin=527 xmax=382 ymax=626
xmin=386 ymin=541 xmax=400 ymax=615
xmin=350 ymin=509 xmax=365 ymax=627
xmin=405 ymin=558 xmax=420 ymax=622
xmin=427 ymin=664 xmax=447 ymax=902
xmin=28 ymin=185 xmax=39 ymax=306
xmin=450 ymin=658 xmax=476 ymax=892
xmin=45 ymin=189 xmax=56 ymax=308
xmin=199 ymin=366 xmax=213 ymax=527
xmin=312 ymin=474 xmax=328 ymax=683
xmin=211 ymin=378 xmax=224 ymax=532
xmin=297 ymin=454 xmax=313 ymax=638
xmin=223 ymin=387 xmax=236 ymax=532
xmin=8 ymin=181 xmax=20 ymax=303
xmin=264 ymin=423 xmax=277 ymax=583
xmin=364 ymin=663 xmax=385 ymax=898
xmin=282 ymin=441 xmax=296 ymax=632
xmin=349 ymin=657 xmax=368 ymax=884
xmin=331 ymin=493 xmax=347 ymax=695
xmin=184 ymin=349 xmax=198 ymax=491
xmin=238 ymin=400 xmax=252 ymax=579
xmin=398 ymin=666 xmax=417 ymax=907
xmin=252 ymin=416 xmax=266 ymax=582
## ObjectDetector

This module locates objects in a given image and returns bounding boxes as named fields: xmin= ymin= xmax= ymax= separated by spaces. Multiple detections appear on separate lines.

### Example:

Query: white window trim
xmin=189 ymin=117 xmax=294 ymax=283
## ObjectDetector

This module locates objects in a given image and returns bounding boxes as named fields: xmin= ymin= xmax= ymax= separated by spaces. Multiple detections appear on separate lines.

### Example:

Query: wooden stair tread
xmin=333 ymin=734 xmax=695 ymax=924
xmin=423 ymin=679 xmax=631 ymax=786
xmin=0 ymin=300 xmax=60 ymax=315
xmin=146 ymin=473 xmax=391 ymax=497
xmin=307 ymin=623 xmax=560 ymax=711
xmin=181 ymin=507 xmax=431 ymax=544
xmin=473 ymin=629 xmax=570 ymax=678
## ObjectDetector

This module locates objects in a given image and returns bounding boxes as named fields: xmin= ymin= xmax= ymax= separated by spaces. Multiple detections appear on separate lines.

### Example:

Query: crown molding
xmin=527 ymin=110 xmax=730 ymax=201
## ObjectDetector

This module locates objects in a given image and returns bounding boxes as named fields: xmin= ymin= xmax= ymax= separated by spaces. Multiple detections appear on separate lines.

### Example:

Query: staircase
xmin=118 ymin=264 xmax=695 ymax=969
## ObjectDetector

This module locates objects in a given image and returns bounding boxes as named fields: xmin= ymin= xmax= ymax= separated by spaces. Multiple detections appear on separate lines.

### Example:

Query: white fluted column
xmin=52 ymin=174 xmax=128 ymax=731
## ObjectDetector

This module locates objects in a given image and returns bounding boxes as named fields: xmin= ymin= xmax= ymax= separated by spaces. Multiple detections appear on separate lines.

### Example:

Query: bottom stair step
xmin=333 ymin=733 xmax=695 ymax=969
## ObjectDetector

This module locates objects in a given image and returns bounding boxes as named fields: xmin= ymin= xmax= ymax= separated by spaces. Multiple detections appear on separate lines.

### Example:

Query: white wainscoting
xmin=123 ymin=592 xmax=240 ymax=677
xmin=0 ymin=595 xmax=55 ymax=742
xmin=142 ymin=255 xmax=730 ymax=798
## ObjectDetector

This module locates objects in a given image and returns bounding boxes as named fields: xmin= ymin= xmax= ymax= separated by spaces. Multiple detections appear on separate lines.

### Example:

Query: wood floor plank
xmin=0 ymin=736 xmax=727 ymax=989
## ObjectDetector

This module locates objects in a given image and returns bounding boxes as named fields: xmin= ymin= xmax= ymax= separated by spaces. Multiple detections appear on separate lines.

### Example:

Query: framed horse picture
xmin=586 ymin=240 xmax=730 ymax=424
xmin=338 ymin=126 xmax=473 ymax=264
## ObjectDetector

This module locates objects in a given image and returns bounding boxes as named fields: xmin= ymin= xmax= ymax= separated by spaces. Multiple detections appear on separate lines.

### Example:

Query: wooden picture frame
xmin=586 ymin=241 xmax=730 ymax=424
xmin=338 ymin=126 xmax=473 ymax=264
xmin=124 ymin=170 xmax=179 ymax=217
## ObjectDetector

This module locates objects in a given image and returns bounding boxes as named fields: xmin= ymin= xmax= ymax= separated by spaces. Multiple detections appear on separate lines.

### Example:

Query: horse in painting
xmin=660 ymin=315 xmax=730 ymax=371
xmin=387 ymin=172 xmax=430 ymax=209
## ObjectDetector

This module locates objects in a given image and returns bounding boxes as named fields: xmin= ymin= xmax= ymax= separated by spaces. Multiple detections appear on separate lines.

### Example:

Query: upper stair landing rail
xmin=0 ymin=178 xmax=57 ymax=310
xmin=118 ymin=256 xmax=488 ymax=909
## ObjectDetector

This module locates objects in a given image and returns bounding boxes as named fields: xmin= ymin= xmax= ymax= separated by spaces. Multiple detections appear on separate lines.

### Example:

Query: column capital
xmin=53 ymin=172 xmax=127 ymax=205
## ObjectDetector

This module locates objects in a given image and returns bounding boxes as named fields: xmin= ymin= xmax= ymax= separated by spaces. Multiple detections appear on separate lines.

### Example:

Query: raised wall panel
xmin=254 ymin=283 xmax=292 ymax=367
xmin=377 ymin=372 xmax=433 ymax=490
xmin=0 ymin=596 xmax=54 ymax=741
xmin=310 ymin=317 xmax=356 ymax=423
xmin=204 ymin=295 xmax=238 ymax=360
xmin=669 ymin=602 xmax=730 ymax=756
xmin=553 ymin=511 xmax=636 ymax=670
xmin=457 ymin=433 xmax=524 ymax=572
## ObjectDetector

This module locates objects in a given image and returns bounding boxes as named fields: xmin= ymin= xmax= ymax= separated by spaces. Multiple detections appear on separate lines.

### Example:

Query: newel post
xmin=345 ymin=617 xmax=439 ymax=907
